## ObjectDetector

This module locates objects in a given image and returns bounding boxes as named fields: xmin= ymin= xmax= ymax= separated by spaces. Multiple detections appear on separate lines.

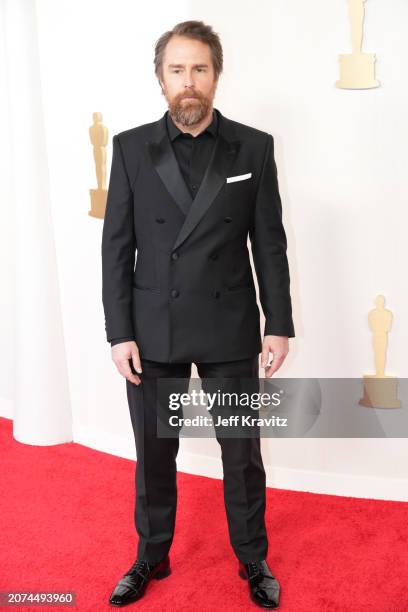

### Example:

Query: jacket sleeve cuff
xmin=264 ymin=320 xmax=295 ymax=338
xmin=110 ymin=336 xmax=136 ymax=347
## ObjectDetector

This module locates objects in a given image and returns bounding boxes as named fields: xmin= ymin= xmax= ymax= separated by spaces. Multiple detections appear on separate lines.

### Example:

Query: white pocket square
xmin=226 ymin=172 xmax=252 ymax=183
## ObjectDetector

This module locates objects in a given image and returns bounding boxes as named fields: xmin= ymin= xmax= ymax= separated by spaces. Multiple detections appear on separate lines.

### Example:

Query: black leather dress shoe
xmin=109 ymin=555 xmax=171 ymax=606
xmin=238 ymin=560 xmax=280 ymax=609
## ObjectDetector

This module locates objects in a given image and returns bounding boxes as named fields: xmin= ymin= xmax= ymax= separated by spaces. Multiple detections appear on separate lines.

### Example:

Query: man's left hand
xmin=261 ymin=335 xmax=289 ymax=377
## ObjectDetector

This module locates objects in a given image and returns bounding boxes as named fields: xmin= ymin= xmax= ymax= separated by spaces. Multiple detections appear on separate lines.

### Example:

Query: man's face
xmin=159 ymin=35 xmax=218 ymax=127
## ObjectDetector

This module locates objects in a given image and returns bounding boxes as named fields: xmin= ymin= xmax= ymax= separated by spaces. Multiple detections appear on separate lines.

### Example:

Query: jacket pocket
xmin=226 ymin=283 xmax=254 ymax=292
xmin=133 ymin=283 xmax=160 ymax=293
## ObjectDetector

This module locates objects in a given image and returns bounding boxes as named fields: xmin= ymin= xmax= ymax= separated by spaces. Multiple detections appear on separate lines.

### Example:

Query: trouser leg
xmin=196 ymin=355 xmax=268 ymax=563
xmin=126 ymin=358 xmax=191 ymax=563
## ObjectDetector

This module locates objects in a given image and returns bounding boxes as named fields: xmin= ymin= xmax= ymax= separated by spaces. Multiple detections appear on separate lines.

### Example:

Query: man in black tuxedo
xmin=102 ymin=20 xmax=295 ymax=609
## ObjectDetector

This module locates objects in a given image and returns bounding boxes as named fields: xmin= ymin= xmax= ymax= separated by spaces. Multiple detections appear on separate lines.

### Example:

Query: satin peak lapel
xmin=146 ymin=109 xmax=241 ymax=252
xmin=147 ymin=131 xmax=193 ymax=216
xmin=171 ymin=135 xmax=240 ymax=252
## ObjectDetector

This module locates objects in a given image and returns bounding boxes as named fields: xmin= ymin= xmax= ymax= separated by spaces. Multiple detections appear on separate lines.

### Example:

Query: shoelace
xmin=247 ymin=562 xmax=276 ymax=580
xmin=127 ymin=559 xmax=150 ymax=578
xmin=247 ymin=561 xmax=261 ymax=577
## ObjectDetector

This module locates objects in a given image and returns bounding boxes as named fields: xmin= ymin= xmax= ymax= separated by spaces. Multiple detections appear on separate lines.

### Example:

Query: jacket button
xmin=224 ymin=216 xmax=232 ymax=223
xmin=171 ymin=289 xmax=179 ymax=298
xmin=214 ymin=290 xmax=220 ymax=298
xmin=156 ymin=217 xmax=165 ymax=223
xmin=171 ymin=252 xmax=179 ymax=260
xmin=210 ymin=253 xmax=218 ymax=260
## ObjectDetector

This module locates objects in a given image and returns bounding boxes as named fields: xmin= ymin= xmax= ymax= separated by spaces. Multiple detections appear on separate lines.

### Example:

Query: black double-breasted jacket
xmin=101 ymin=107 xmax=295 ymax=363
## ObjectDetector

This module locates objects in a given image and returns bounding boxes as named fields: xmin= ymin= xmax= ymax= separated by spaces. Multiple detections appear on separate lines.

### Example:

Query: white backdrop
xmin=1 ymin=0 xmax=407 ymax=500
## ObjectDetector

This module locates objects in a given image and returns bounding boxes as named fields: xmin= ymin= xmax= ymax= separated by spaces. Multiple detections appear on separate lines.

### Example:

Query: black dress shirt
xmin=166 ymin=108 xmax=218 ymax=199
xmin=110 ymin=109 xmax=218 ymax=347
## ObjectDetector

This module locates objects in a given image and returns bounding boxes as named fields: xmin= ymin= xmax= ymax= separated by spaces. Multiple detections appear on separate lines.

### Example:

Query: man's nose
xmin=183 ymin=72 xmax=195 ymax=88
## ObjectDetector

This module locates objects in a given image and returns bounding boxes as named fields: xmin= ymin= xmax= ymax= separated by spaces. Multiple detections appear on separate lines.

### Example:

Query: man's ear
xmin=158 ymin=77 xmax=165 ymax=94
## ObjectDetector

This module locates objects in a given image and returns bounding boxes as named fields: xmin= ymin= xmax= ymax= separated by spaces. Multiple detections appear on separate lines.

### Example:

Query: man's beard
xmin=166 ymin=89 xmax=213 ymax=127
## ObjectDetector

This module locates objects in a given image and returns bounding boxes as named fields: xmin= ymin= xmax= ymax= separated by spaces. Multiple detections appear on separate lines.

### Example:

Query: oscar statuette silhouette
xmin=359 ymin=295 xmax=401 ymax=409
xmin=89 ymin=112 xmax=108 ymax=219
xmin=336 ymin=0 xmax=380 ymax=89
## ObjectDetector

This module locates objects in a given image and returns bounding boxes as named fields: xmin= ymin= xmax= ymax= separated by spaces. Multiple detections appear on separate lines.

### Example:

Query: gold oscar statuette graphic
xmin=336 ymin=0 xmax=380 ymax=89
xmin=88 ymin=112 xmax=108 ymax=219
xmin=359 ymin=295 xmax=401 ymax=409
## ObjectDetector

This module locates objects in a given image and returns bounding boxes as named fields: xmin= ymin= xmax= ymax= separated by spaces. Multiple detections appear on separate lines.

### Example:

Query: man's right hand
xmin=111 ymin=341 xmax=142 ymax=385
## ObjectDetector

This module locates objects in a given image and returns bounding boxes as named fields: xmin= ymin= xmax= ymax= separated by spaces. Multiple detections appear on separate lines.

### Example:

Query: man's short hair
xmin=154 ymin=20 xmax=223 ymax=82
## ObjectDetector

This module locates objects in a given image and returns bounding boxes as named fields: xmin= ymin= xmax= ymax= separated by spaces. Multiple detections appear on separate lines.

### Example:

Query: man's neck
xmin=171 ymin=107 xmax=214 ymax=138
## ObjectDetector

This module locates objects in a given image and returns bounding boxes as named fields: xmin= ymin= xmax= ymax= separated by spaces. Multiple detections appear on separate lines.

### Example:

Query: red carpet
xmin=1 ymin=415 xmax=408 ymax=611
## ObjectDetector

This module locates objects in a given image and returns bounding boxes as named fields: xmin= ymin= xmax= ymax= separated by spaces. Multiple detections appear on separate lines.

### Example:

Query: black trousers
xmin=125 ymin=354 xmax=268 ymax=564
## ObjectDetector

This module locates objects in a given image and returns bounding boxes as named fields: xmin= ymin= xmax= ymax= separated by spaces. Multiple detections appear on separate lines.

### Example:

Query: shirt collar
xmin=166 ymin=108 xmax=218 ymax=141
